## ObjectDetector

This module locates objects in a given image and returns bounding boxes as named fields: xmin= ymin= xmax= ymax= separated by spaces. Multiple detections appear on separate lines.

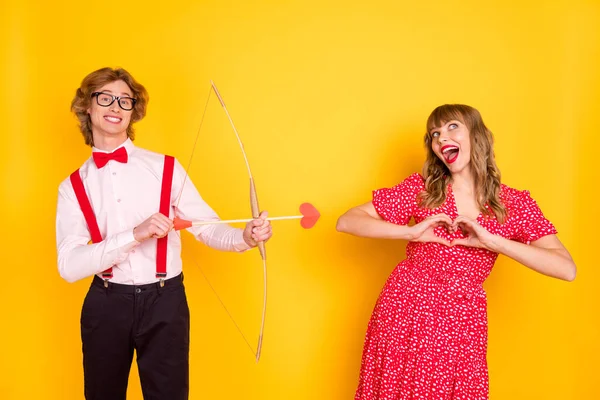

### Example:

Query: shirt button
xmin=117 ymin=199 xmax=121 ymax=203
xmin=131 ymin=250 xmax=136 ymax=254
xmin=112 ymin=172 xmax=116 ymax=176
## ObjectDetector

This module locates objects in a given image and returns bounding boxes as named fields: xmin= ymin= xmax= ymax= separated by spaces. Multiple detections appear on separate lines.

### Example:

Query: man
xmin=56 ymin=67 xmax=272 ymax=399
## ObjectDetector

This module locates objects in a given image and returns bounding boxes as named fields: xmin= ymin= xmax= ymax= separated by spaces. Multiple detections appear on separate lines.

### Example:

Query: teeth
xmin=105 ymin=116 xmax=121 ymax=122
xmin=443 ymin=147 xmax=458 ymax=154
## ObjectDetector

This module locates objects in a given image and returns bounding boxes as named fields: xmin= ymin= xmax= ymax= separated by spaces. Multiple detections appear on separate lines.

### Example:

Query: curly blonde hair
xmin=70 ymin=67 xmax=149 ymax=146
xmin=419 ymin=104 xmax=506 ymax=223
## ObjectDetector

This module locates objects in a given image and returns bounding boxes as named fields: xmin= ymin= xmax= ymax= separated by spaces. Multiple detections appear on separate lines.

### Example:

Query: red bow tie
xmin=92 ymin=147 xmax=128 ymax=169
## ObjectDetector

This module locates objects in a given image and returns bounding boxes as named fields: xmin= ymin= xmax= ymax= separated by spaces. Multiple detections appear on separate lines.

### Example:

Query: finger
xmin=151 ymin=217 xmax=173 ymax=233
xmin=254 ymin=232 xmax=272 ymax=241
xmin=430 ymin=237 xmax=451 ymax=246
xmin=434 ymin=220 xmax=455 ymax=232
xmin=255 ymin=222 xmax=272 ymax=231
xmin=451 ymin=238 xmax=465 ymax=246
xmin=253 ymin=229 xmax=270 ymax=239
xmin=426 ymin=221 xmax=453 ymax=235
xmin=152 ymin=220 xmax=171 ymax=234
xmin=452 ymin=220 xmax=466 ymax=231
xmin=454 ymin=215 xmax=477 ymax=227
xmin=427 ymin=214 xmax=450 ymax=224
xmin=451 ymin=238 xmax=477 ymax=248
xmin=249 ymin=212 xmax=269 ymax=228
xmin=424 ymin=217 xmax=446 ymax=229
xmin=433 ymin=213 xmax=454 ymax=224
xmin=262 ymin=227 xmax=273 ymax=239
xmin=153 ymin=213 xmax=172 ymax=224
xmin=253 ymin=225 xmax=272 ymax=238
xmin=152 ymin=218 xmax=173 ymax=235
xmin=427 ymin=215 xmax=454 ymax=229
xmin=252 ymin=219 xmax=271 ymax=232
xmin=452 ymin=216 xmax=465 ymax=227
xmin=255 ymin=219 xmax=270 ymax=230
xmin=252 ymin=217 xmax=265 ymax=227
xmin=157 ymin=216 xmax=174 ymax=231
xmin=153 ymin=225 xmax=169 ymax=238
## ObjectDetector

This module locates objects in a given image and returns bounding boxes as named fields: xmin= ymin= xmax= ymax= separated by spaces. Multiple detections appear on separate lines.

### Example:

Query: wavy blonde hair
xmin=71 ymin=67 xmax=149 ymax=147
xmin=419 ymin=104 xmax=506 ymax=223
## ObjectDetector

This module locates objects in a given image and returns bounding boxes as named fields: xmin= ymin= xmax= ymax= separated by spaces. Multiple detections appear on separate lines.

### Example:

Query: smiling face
xmin=87 ymin=80 xmax=134 ymax=143
xmin=420 ymin=104 xmax=502 ymax=216
xmin=429 ymin=119 xmax=472 ymax=174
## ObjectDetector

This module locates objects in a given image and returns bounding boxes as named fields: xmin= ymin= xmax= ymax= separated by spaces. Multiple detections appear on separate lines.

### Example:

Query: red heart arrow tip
xmin=299 ymin=203 xmax=320 ymax=229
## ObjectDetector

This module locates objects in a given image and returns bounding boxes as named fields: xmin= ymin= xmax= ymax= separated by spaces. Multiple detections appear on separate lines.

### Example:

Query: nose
xmin=109 ymin=99 xmax=121 ymax=113
xmin=437 ymin=129 xmax=449 ymax=144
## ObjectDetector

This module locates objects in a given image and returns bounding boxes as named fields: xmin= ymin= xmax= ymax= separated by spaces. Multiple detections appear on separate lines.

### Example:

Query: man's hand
xmin=133 ymin=213 xmax=174 ymax=242
xmin=243 ymin=211 xmax=272 ymax=247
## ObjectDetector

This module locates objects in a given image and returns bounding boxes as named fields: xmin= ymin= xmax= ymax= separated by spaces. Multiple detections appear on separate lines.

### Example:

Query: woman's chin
xmin=448 ymin=162 xmax=471 ymax=175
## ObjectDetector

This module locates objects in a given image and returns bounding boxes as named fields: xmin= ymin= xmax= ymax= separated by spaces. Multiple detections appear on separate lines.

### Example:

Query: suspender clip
xmin=157 ymin=272 xmax=167 ymax=288
xmin=102 ymin=271 xmax=112 ymax=288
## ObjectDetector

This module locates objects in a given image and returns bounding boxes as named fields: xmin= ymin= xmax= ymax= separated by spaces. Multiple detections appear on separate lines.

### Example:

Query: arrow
xmin=174 ymin=202 xmax=320 ymax=231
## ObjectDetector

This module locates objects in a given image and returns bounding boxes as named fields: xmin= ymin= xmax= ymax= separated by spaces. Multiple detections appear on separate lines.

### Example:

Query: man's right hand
xmin=133 ymin=213 xmax=174 ymax=242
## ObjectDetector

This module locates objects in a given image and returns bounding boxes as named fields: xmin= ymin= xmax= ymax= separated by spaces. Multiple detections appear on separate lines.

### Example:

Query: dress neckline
xmin=447 ymin=183 xmax=485 ymax=222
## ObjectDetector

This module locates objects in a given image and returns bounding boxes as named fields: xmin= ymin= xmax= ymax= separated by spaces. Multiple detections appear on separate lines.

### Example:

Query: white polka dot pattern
xmin=355 ymin=173 xmax=557 ymax=399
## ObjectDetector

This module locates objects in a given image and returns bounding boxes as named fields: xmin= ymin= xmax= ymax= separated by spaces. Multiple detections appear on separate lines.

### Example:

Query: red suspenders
xmin=156 ymin=155 xmax=175 ymax=280
xmin=70 ymin=155 xmax=175 ymax=286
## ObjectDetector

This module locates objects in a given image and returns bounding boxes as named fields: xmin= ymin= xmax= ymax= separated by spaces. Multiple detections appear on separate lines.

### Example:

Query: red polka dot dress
xmin=355 ymin=173 xmax=557 ymax=400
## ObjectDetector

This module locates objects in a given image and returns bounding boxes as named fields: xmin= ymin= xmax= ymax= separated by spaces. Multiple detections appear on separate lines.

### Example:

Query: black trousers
xmin=81 ymin=273 xmax=190 ymax=400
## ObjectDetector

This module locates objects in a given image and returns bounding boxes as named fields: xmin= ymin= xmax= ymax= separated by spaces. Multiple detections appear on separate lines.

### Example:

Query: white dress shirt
xmin=56 ymin=138 xmax=251 ymax=284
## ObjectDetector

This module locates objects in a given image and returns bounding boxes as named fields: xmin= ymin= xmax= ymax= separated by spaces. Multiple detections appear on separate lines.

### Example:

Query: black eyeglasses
xmin=91 ymin=92 xmax=137 ymax=111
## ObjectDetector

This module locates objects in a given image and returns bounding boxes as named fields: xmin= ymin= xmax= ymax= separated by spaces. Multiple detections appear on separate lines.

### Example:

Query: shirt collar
xmin=92 ymin=137 xmax=135 ymax=154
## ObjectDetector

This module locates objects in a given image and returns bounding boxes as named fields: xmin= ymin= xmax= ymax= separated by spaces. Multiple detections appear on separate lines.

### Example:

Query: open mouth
xmin=441 ymin=145 xmax=459 ymax=164
xmin=104 ymin=115 xmax=122 ymax=124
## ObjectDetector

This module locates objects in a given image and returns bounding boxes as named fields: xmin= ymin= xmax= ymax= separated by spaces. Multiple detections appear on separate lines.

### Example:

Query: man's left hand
xmin=243 ymin=211 xmax=272 ymax=247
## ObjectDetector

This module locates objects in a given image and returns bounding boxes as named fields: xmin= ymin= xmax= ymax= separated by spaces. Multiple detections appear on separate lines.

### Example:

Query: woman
xmin=336 ymin=104 xmax=576 ymax=400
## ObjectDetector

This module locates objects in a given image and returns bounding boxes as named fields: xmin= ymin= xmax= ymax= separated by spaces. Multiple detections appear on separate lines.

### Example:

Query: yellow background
xmin=0 ymin=0 xmax=597 ymax=398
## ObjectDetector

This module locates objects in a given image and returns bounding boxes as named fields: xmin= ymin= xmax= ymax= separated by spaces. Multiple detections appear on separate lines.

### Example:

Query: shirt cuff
xmin=233 ymin=229 xmax=252 ymax=252
xmin=111 ymin=230 xmax=140 ymax=263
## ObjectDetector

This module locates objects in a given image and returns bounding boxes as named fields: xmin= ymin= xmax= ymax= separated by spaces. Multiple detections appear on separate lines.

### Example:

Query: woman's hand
xmin=450 ymin=215 xmax=496 ymax=250
xmin=409 ymin=213 xmax=454 ymax=246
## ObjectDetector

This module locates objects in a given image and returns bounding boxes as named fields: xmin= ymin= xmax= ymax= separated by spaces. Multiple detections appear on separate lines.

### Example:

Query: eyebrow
xmin=98 ymin=90 xmax=133 ymax=97
xmin=429 ymin=125 xmax=442 ymax=134
xmin=429 ymin=120 xmax=460 ymax=133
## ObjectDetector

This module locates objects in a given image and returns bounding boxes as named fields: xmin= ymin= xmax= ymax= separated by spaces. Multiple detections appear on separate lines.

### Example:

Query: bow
xmin=177 ymin=81 xmax=319 ymax=362
xmin=92 ymin=146 xmax=128 ymax=168
xmin=177 ymin=81 xmax=267 ymax=362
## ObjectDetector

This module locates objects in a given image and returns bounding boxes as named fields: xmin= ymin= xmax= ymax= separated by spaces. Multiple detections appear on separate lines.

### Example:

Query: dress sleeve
xmin=512 ymin=190 xmax=558 ymax=244
xmin=372 ymin=173 xmax=422 ymax=225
